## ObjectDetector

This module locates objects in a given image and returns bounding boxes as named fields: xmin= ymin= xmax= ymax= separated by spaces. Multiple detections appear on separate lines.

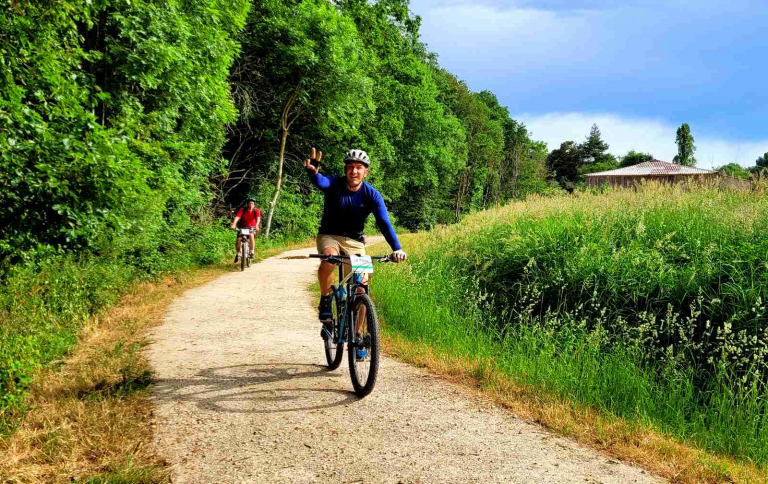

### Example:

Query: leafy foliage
xmin=1 ymin=0 xmax=248 ymax=266
xmin=674 ymin=122 xmax=697 ymax=167
xmin=619 ymin=150 xmax=654 ymax=167
xmin=750 ymin=152 xmax=768 ymax=176
xmin=546 ymin=124 xmax=616 ymax=188
xmin=1 ymin=0 xmax=249 ymax=418
xmin=581 ymin=123 xmax=612 ymax=165
xmin=717 ymin=162 xmax=750 ymax=179
xmin=374 ymin=183 xmax=768 ymax=465
xmin=222 ymin=0 xmax=549 ymax=235
xmin=546 ymin=141 xmax=582 ymax=190
xmin=757 ymin=152 xmax=768 ymax=168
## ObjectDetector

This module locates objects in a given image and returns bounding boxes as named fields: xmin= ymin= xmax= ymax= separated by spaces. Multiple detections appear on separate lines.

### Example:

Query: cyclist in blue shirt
xmin=304 ymin=147 xmax=407 ymax=334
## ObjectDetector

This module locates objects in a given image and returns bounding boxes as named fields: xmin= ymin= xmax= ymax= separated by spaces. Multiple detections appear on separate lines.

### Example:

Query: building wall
xmin=586 ymin=174 xmax=720 ymax=188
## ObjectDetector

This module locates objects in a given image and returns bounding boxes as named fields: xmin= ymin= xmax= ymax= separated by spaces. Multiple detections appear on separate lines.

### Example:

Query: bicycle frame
xmin=234 ymin=227 xmax=256 ymax=250
xmin=311 ymin=254 xmax=389 ymax=346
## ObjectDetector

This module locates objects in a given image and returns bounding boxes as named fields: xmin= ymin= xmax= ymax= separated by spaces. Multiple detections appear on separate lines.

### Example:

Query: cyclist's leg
xmin=248 ymin=231 xmax=255 ymax=256
xmin=234 ymin=233 xmax=241 ymax=262
xmin=316 ymin=235 xmax=344 ymax=329
xmin=316 ymin=235 xmax=343 ymax=297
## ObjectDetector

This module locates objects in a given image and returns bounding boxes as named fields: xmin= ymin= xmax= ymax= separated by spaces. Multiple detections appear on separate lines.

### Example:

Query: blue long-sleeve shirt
xmin=309 ymin=173 xmax=402 ymax=251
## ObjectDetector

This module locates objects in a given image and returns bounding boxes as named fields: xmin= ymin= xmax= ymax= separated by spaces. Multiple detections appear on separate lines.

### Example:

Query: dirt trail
xmin=148 ymin=245 xmax=663 ymax=484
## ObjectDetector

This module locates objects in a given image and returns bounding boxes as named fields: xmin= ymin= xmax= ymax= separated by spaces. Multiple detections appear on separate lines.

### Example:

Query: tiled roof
xmin=584 ymin=160 xmax=716 ymax=177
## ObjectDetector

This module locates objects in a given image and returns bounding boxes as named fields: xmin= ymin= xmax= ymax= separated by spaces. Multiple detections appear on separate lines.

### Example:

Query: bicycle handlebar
xmin=309 ymin=253 xmax=394 ymax=262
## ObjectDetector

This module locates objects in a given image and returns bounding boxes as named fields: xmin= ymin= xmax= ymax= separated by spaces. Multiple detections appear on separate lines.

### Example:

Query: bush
xmin=0 ymin=223 xmax=236 ymax=424
xmin=1 ymin=0 xmax=249 ymax=266
xmin=0 ymin=0 xmax=250 ymax=422
xmin=372 ymin=182 xmax=768 ymax=464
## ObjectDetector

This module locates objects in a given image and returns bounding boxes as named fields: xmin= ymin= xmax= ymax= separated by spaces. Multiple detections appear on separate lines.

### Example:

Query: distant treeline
xmin=1 ymin=0 xmax=250 ymax=271
xmin=0 ymin=0 xmax=558 ymax=272
xmin=222 ymin=0 xmax=556 ymax=239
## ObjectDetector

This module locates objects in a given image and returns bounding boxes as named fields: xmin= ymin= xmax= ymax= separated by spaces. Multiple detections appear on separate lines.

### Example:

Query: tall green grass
xmin=0 ymin=224 xmax=271 ymax=426
xmin=372 ymin=182 xmax=768 ymax=465
xmin=0 ymin=213 xmax=314 ymax=428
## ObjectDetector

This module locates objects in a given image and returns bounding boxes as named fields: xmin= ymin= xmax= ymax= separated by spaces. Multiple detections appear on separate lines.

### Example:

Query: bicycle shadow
xmin=152 ymin=363 xmax=359 ymax=414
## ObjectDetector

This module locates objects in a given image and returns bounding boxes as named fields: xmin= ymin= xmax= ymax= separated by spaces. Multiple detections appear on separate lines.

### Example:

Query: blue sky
xmin=408 ymin=0 xmax=768 ymax=168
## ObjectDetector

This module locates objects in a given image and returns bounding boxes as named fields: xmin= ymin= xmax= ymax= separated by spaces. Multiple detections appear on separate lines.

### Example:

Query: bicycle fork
xmin=332 ymin=284 xmax=347 ymax=344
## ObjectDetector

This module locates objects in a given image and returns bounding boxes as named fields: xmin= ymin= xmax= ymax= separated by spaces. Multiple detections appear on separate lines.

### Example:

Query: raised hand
xmin=303 ymin=146 xmax=323 ymax=174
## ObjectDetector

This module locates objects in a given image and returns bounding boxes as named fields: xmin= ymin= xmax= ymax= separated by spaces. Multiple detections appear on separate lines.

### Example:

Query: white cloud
xmin=514 ymin=112 xmax=768 ymax=169
xmin=417 ymin=3 xmax=604 ymax=68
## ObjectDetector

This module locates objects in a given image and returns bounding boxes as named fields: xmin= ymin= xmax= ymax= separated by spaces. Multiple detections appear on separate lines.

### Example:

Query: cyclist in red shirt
xmin=230 ymin=199 xmax=261 ymax=263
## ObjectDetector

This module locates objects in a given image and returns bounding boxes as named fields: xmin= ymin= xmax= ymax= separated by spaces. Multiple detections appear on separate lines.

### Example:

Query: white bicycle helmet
xmin=344 ymin=149 xmax=370 ymax=167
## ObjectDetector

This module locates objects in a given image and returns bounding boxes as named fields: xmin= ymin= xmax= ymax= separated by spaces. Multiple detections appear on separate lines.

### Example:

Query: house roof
xmin=584 ymin=160 xmax=716 ymax=177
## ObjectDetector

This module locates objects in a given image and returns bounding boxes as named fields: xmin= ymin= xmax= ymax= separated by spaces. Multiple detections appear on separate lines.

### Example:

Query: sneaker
xmin=249 ymin=251 xmax=255 ymax=259
xmin=355 ymin=348 xmax=367 ymax=360
xmin=233 ymin=254 xmax=239 ymax=263
xmin=318 ymin=295 xmax=332 ymax=322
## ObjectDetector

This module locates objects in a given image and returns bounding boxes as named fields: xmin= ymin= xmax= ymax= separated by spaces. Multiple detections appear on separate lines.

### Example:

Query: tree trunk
xmin=509 ymin=145 xmax=522 ymax=200
xmin=264 ymin=128 xmax=288 ymax=238
xmin=264 ymin=84 xmax=301 ymax=238
xmin=455 ymin=169 xmax=470 ymax=222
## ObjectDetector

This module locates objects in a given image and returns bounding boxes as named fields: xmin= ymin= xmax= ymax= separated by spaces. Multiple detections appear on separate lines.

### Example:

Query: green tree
xmin=0 ymin=0 xmax=249 ymax=266
xmin=507 ymin=139 xmax=550 ymax=199
xmin=435 ymin=76 xmax=504 ymax=220
xmin=619 ymin=150 xmax=654 ymax=167
xmin=222 ymin=0 xmax=548 ymax=235
xmin=546 ymin=141 xmax=582 ymax=190
xmin=749 ymin=152 xmax=768 ymax=177
xmin=673 ymin=123 xmax=697 ymax=167
xmin=233 ymin=0 xmax=373 ymax=237
xmin=717 ymin=163 xmax=750 ymax=180
xmin=581 ymin=123 xmax=611 ymax=165
xmin=328 ymin=0 xmax=467 ymax=230
xmin=755 ymin=152 xmax=768 ymax=169
xmin=579 ymin=157 xmax=619 ymax=176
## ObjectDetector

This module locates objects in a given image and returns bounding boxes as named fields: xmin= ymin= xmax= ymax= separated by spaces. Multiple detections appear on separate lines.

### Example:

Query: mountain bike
xmin=233 ymin=227 xmax=255 ymax=271
xmin=309 ymin=253 xmax=394 ymax=397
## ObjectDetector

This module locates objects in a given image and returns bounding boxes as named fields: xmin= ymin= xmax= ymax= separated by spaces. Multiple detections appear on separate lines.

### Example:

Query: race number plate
xmin=241 ymin=229 xmax=251 ymax=235
xmin=350 ymin=255 xmax=374 ymax=274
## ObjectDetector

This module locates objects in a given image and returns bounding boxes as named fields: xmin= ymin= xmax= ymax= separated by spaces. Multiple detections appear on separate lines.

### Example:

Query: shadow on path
xmin=152 ymin=363 xmax=359 ymax=414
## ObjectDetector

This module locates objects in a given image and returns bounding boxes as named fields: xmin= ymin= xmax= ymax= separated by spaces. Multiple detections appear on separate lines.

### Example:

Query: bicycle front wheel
xmin=240 ymin=239 xmax=247 ymax=271
xmin=348 ymin=293 xmax=380 ymax=397
xmin=324 ymin=288 xmax=345 ymax=370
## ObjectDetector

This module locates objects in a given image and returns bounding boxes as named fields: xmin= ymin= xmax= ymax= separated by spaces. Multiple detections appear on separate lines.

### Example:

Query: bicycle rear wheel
xmin=348 ymin=293 xmax=380 ymax=397
xmin=240 ymin=238 xmax=247 ymax=271
xmin=324 ymin=288 xmax=344 ymax=370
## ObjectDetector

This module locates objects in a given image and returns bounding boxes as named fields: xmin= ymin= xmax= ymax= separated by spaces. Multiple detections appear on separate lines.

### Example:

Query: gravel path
xmin=148 ymin=245 xmax=664 ymax=484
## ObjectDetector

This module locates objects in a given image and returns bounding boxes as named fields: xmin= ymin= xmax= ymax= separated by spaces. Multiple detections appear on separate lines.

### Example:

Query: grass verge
xmin=368 ymin=225 xmax=768 ymax=484
xmin=378 ymin=330 xmax=765 ymax=484
xmin=0 ymin=239 xmax=312 ymax=483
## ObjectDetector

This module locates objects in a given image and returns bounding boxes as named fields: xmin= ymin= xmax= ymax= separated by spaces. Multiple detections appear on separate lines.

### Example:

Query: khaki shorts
xmin=316 ymin=234 xmax=366 ymax=256
xmin=316 ymin=234 xmax=368 ymax=283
